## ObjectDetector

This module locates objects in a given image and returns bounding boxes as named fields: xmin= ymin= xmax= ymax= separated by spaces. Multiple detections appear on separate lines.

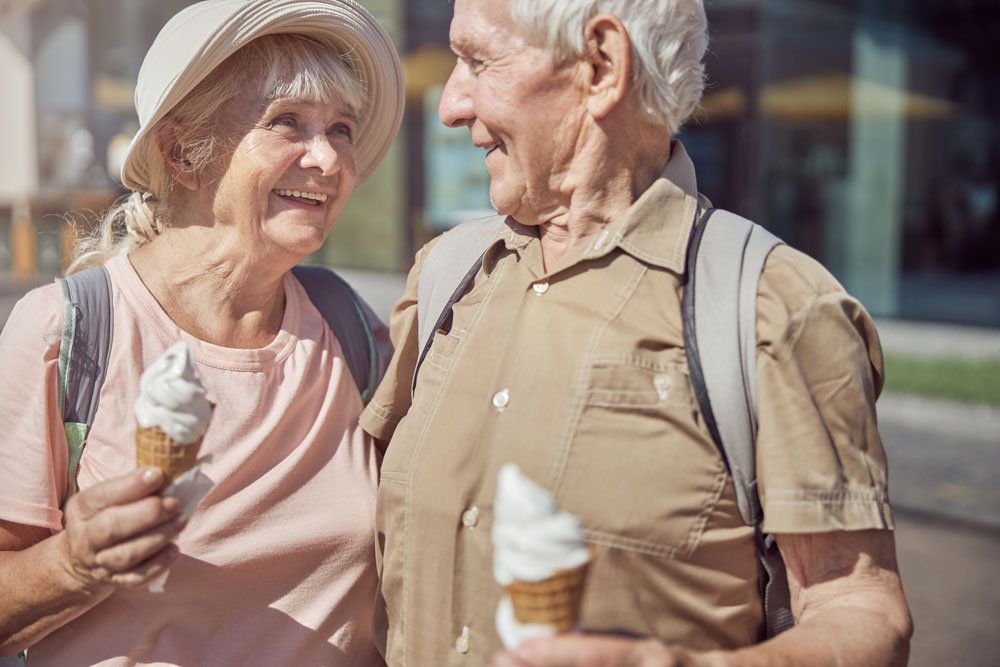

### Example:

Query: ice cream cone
xmin=135 ymin=422 xmax=202 ymax=485
xmin=506 ymin=560 xmax=589 ymax=632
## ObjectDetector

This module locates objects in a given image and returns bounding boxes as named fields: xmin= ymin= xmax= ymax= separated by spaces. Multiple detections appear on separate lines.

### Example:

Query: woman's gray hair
xmin=68 ymin=33 xmax=367 ymax=274
xmin=510 ymin=0 xmax=708 ymax=136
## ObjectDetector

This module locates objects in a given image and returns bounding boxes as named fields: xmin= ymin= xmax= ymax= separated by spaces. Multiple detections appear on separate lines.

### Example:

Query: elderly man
xmin=361 ymin=0 xmax=913 ymax=665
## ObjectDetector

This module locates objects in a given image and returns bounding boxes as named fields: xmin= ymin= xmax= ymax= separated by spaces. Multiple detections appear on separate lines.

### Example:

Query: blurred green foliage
xmin=884 ymin=355 xmax=1000 ymax=406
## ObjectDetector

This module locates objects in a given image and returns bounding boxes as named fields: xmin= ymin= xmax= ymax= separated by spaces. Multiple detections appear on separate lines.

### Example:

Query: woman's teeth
xmin=274 ymin=189 xmax=328 ymax=204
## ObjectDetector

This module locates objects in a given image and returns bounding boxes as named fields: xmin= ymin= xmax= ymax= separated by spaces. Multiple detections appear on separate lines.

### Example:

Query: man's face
xmin=438 ymin=0 xmax=586 ymax=223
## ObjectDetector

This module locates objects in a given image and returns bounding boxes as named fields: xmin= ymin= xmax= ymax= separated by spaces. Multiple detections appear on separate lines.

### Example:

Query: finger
xmin=80 ymin=494 xmax=181 ymax=552
xmin=69 ymin=468 xmax=166 ymax=520
xmin=513 ymin=636 xmax=676 ymax=667
xmin=109 ymin=543 xmax=181 ymax=588
xmin=490 ymin=652 xmax=531 ymax=667
xmin=94 ymin=513 xmax=188 ymax=572
xmin=514 ymin=636 xmax=622 ymax=667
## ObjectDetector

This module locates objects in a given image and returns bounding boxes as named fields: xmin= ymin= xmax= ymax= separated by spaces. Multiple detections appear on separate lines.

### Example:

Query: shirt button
xmin=532 ymin=281 xmax=549 ymax=295
xmin=462 ymin=507 xmax=480 ymax=529
xmin=492 ymin=389 xmax=510 ymax=412
xmin=455 ymin=626 xmax=470 ymax=654
xmin=653 ymin=374 xmax=670 ymax=400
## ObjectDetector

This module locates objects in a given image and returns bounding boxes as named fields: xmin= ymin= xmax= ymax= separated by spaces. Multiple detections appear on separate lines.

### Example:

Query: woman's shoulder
xmin=0 ymin=281 xmax=64 ymax=352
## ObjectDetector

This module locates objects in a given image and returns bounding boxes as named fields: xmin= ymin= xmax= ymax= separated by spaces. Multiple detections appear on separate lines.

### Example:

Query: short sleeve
xmin=360 ymin=239 xmax=437 ymax=442
xmin=754 ymin=245 xmax=893 ymax=534
xmin=0 ymin=283 xmax=69 ymax=532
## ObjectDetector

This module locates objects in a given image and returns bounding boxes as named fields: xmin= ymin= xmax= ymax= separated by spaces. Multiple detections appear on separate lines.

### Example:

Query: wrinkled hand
xmin=57 ymin=468 xmax=185 ymax=592
xmin=490 ymin=635 xmax=721 ymax=667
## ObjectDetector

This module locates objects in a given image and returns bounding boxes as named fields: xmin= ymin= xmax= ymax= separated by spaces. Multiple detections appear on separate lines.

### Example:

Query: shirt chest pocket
xmin=556 ymin=356 xmax=732 ymax=560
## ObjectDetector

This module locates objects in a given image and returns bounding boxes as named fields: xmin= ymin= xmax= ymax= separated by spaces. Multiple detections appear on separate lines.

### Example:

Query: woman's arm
xmin=0 ymin=468 xmax=184 ymax=655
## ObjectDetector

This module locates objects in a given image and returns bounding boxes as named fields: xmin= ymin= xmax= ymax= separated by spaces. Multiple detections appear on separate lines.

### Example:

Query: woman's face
xmin=197 ymin=92 xmax=360 ymax=260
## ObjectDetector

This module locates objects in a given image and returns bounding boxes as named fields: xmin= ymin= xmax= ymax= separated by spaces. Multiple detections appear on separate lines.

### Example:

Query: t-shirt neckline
xmin=109 ymin=254 xmax=300 ymax=371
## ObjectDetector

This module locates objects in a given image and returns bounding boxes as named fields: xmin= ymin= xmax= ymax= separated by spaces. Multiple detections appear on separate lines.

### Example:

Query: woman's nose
xmin=300 ymin=135 xmax=341 ymax=175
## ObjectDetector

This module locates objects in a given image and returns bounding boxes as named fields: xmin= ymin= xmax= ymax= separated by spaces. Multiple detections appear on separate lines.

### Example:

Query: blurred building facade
xmin=0 ymin=0 xmax=997 ymax=327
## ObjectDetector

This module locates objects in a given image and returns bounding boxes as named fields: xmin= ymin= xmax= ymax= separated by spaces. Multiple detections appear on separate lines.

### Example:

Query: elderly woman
xmin=0 ymin=1 xmax=403 ymax=665
xmin=361 ymin=0 xmax=912 ymax=666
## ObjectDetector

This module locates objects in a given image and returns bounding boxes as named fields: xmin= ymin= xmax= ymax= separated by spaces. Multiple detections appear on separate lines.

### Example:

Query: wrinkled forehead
xmin=449 ymin=0 xmax=521 ymax=49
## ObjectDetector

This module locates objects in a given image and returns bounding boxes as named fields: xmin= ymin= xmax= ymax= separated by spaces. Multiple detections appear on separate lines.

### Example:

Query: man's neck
xmin=531 ymin=128 xmax=671 ymax=271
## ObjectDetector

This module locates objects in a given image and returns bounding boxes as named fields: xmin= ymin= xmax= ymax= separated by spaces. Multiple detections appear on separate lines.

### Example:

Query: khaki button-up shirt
xmin=361 ymin=142 xmax=893 ymax=666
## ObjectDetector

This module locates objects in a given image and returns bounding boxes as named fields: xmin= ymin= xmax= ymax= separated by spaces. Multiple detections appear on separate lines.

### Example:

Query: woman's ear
xmin=582 ymin=14 xmax=632 ymax=120
xmin=156 ymin=120 xmax=199 ymax=191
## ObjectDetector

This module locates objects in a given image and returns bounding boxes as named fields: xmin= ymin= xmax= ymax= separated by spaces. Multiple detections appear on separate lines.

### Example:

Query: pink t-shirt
xmin=0 ymin=255 xmax=384 ymax=666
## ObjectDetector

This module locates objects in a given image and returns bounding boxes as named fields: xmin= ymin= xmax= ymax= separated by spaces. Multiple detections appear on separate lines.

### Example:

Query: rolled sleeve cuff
xmin=360 ymin=400 xmax=403 ymax=442
xmin=0 ymin=494 xmax=64 ymax=533
xmin=762 ymin=487 xmax=895 ymax=533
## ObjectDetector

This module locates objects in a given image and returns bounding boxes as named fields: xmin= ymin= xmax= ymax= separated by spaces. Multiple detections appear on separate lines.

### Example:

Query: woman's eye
xmin=269 ymin=115 xmax=297 ymax=130
xmin=329 ymin=124 xmax=355 ymax=142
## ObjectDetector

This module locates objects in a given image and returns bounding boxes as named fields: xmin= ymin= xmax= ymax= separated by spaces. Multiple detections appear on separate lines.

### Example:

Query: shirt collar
xmin=478 ymin=216 xmax=536 ymax=274
xmin=580 ymin=140 xmax=708 ymax=273
xmin=479 ymin=140 xmax=706 ymax=275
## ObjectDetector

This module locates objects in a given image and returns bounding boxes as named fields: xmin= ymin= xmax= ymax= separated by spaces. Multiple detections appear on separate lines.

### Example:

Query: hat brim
xmin=121 ymin=0 xmax=404 ymax=191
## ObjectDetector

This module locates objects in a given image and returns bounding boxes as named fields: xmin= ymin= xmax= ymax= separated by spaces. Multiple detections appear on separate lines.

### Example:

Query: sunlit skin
xmin=439 ymin=0 xmax=591 ymax=227
xmin=438 ymin=0 xmax=669 ymax=271
xmin=196 ymin=94 xmax=360 ymax=262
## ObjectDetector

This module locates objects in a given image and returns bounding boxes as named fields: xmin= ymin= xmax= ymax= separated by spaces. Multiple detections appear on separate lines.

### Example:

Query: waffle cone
xmin=506 ymin=561 xmax=589 ymax=632
xmin=135 ymin=423 xmax=202 ymax=485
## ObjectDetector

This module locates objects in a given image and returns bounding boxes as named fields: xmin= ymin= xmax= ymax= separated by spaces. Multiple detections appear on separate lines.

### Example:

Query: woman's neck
xmin=128 ymin=228 xmax=290 ymax=349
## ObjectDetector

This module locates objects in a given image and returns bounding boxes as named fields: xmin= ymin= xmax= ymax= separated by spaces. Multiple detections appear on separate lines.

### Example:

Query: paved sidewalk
xmin=875 ymin=317 xmax=1000 ymax=360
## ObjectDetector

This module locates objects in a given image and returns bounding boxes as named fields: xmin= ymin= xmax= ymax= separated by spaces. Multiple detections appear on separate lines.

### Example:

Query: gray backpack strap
xmin=682 ymin=207 xmax=794 ymax=637
xmin=412 ymin=215 xmax=504 ymax=395
xmin=292 ymin=265 xmax=389 ymax=406
xmin=56 ymin=265 xmax=114 ymax=500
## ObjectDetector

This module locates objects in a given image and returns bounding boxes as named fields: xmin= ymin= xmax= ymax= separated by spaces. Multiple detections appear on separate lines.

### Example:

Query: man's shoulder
xmin=757 ymin=243 xmax=852 ymax=314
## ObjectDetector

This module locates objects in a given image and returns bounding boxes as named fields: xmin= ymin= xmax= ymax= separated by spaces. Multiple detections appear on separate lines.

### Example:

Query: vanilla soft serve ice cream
xmin=134 ymin=342 xmax=213 ymax=592
xmin=492 ymin=463 xmax=591 ymax=649
xmin=134 ymin=341 xmax=212 ymax=444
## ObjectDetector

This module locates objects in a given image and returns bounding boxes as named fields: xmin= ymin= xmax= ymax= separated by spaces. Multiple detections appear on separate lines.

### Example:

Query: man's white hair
xmin=510 ymin=0 xmax=708 ymax=136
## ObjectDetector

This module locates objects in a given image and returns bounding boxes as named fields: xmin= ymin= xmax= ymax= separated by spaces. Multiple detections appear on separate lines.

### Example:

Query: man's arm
xmin=489 ymin=528 xmax=912 ymax=667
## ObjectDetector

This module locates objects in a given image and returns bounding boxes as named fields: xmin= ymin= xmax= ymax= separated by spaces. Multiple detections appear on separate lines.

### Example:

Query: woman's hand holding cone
xmin=57 ymin=467 xmax=186 ymax=593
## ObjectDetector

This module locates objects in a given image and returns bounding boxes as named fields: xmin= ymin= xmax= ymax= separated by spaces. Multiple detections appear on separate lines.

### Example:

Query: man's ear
xmin=156 ymin=120 xmax=199 ymax=191
xmin=582 ymin=13 xmax=632 ymax=120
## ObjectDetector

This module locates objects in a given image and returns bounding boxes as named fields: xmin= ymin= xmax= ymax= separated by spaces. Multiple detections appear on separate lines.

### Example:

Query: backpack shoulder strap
xmin=683 ymin=208 xmax=782 ymax=522
xmin=681 ymin=207 xmax=793 ymax=637
xmin=412 ymin=214 xmax=504 ymax=395
xmin=56 ymin=265 xmax=114 ymax=500
xmin=292 ymin=265 xmax=389 ymax=405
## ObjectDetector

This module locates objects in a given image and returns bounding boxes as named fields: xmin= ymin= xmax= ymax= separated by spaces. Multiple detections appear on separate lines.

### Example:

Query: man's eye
xmin=460 ymin=57 xmax=484 ymax=74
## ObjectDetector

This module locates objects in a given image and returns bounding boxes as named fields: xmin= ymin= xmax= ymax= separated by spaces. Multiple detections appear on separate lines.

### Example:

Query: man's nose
xmin=439 ymin=63 xmax=474 ymax=129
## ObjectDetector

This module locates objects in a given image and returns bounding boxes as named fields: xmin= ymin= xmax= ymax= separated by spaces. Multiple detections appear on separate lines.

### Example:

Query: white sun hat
xmin=120 ymin=0 xmax=405 ymax=190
